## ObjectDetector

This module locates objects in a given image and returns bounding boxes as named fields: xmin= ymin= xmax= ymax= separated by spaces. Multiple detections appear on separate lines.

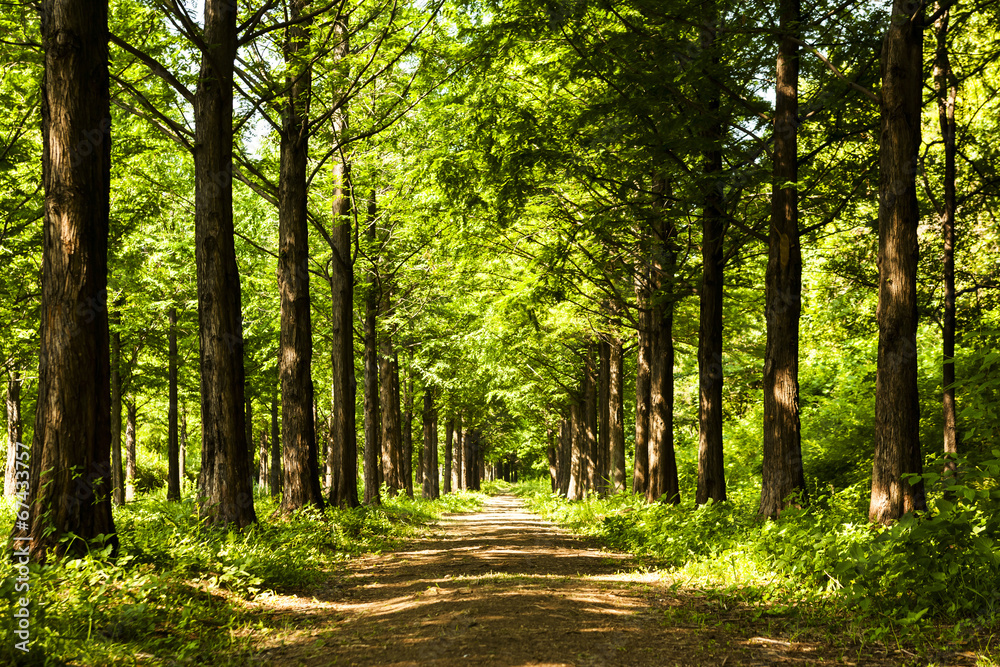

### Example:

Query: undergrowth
xmin=0 ymin=485 xmax=486 ymax=666
xmin=517 ymin=454 xmax=1000 ymax=656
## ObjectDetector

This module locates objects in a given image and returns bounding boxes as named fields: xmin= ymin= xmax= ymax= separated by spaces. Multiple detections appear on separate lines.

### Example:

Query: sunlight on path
xmin=249 ymin=495 xmax=902 ymax=666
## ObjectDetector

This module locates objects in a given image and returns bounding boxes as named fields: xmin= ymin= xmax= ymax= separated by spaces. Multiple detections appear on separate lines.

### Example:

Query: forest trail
xmin=248 ymin=495 xmax=943 ymax=666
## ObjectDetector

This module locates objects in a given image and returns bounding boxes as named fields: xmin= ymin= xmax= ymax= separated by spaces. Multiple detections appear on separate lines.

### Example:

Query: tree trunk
xmin=259 ymin=428 xmax=270 ymax=488
xmin=583 ymin=348 xmax=598 ymax=495
xmin=270 ymin=390 xmax=281 ymax=497
xmin=379 ymin=305 xmax=402 ymax=495
xmin=696 ymin=17 xmax=727 ymax=505
xmin=362 ymin=191 xmax=381 ymax=506
xmin=598 ymin=337 xmax=611 ymax=495
xmin=455 ymin=413 xmax=463 ymax=490
xmin=327 ymin=26 xmax=359 ymax=508
xmin=465 ymin=428 xmax=480 ymax=491
xmin=18 ymin=0 xmax=117 ymax=560
xmin=760 ymin=0 xmax=806 ymax=518
xmin=649 ymin=194 xmax=680 ymax=504
xmin=559 ymin=416 xmax=571 ymax=496
xmin=111 ymin=328 xmax=123 ymax=505
xmin=4 ymin=371 xmax=23 ymax=497
xmin=871 ymin=0 xmax=926 ymax=524
xmin=633 ymin=260 xmax=651 ymax=497
xmin=566 ymin=402 xmax=585 ymax=500
xmin=193 ymin=0 xmax=255 ymax=528
xmin=277 ymin=0 xmax=322 ymax=513
xmin=934 ymin=4 xmax=958 ymax=479
xmin=609 ymin=332 xmax=626 ymax=494
xmin=422 ymin=389 xmax=438 ymax=499
xmin=125 ymin=399 xmax=137 ymax=502
xmin=402 ymin=359 xmax=414 ymax=497
xmin=547 ymin=426 xmax=557 ymax=492
xmin=245 ymin=394 xmax=254 ymax=486
xmin=444 ymin=418 xmax=454 ymax=494
xmin=168 ymin=307 xmax=180 ymax=501
xmin=180 ymin=402 xmax=188 ymax=492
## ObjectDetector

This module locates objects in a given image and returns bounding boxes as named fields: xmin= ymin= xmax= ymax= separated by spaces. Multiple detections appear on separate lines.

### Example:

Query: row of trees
xmin=4 ymin=0 xmax=1000 ymax=561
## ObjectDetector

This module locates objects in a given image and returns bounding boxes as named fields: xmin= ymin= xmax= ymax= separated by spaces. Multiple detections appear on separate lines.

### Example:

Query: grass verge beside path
xmin=513 ymin=477 xmax=1000 ymax=667
xmin=0 ymin=487 xmax=486 ymax=666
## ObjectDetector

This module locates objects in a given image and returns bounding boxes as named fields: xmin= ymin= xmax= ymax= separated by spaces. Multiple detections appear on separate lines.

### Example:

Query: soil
xmin=246 ymin=495 xmax=982 ymax=666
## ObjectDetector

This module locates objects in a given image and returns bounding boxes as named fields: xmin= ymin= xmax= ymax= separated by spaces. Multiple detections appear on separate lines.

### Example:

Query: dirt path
xmin=248 ymin=495 xmax=974 ymax=666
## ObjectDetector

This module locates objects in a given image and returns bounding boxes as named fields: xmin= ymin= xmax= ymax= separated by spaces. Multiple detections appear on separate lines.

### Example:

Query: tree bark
xmin=180 ymin=403 xmax=188 ymax=492
xmin=559 ymin=416 xmax=571 ymax=496
xmin=193 ymin=0 xmax=255 ymax=528
xmin=125 ymin=398 xmax=137 ymax=502
xmin=362 ymin=191 xmax=381 ymax=506
xmin=327 ymin=23 xmax=358 ymax=507
xmin=111 ymin=327 xmax=123 ymax=505
xmin=934 ymin=4 xmax=958 ymax=479
xmin=270 ymin=391 xmax=281 ymax=497
xmin=379 ymin=302 xmax=402 ymax=495
xmin=402 ymin=359 xmax=414 ymax=497
xmin=4 ymin=371 xmax=23 ymax=497
xmin=259 ymin=428 xmax=270 ymax=488
xmin=444 ymin=417 xmax=454 ymax=494
xmin=422 ymin=388 xmax=439 ymax=499
xmin=277 ymin=0 xmax=322 ymax=513
xmin=598 ymin=337 xmax=611 ymax=495
xmin=168 ymin=307 xmax=180 ymax=501
xmin=871 ymin=0 xmax=927 ymax=524
xmin=465 ymin=428 xmax=480 ymax=491
xmin=454 ymin=413 xmax=463 ymax=490
xmin=609 ymin=331 xmax=626 ymax=494
xmin=583 ymin=347 xmax=598 ymax=495
xmin=633 ymin=261 xmax=651 ymax=497
xmin=697 ymin=17 xmax=727 ymax=505
xmin=547 ymin=425 xmax=557 ymax=492
xmin=18 ymin=0 xmax=117 ymax=559
xmin=649 ymin=195 xmax=680 ymax=504
xmin=566 ymin=402 xmax=585 ymax=500
xmin=760 ymin=0 xmax=806 ymax=518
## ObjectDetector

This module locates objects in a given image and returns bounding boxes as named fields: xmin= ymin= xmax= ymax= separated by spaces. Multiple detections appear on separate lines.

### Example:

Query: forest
xmin=2 ymin=0 xmax=1000 ymax=664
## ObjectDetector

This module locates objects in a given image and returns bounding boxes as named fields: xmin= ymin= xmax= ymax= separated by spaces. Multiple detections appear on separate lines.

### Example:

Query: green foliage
xmin=517 ymin=461 xmax=1000 ymax=629
xmin=0 ymin=489 xmax=478 ymax=665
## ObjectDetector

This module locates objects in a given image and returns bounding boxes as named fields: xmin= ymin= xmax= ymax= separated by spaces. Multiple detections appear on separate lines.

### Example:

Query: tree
xmin=167 ymin=306 xmax=180 ymax=500
xmin=279 ymin=0 xmax=324 ymax=513
xmin=870 ymin=0 xmax=927 ymax=524
xmin=192 ymin=0 xmax=256 ymax=527
xmin=16 ymin=0 xmax=117 ymax=559
xmin=697 ymin=11 xmax=728 ymax=506
xmin=760 ymin=0 xmax=807 ymax=518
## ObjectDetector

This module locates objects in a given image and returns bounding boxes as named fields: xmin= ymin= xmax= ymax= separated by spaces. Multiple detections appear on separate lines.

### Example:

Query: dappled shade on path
xmin=250 ymin=496 xmax=967 ymax=666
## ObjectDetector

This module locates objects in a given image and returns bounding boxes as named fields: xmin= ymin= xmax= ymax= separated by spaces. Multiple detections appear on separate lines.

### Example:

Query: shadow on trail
xmin=251 ymin=495 xmax=909 ymax=667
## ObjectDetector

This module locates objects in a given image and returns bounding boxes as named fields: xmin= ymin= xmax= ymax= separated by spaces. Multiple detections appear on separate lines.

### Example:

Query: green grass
xmin=513 ymin=456 xmax=1000 ymax=658
xmin=0 ymin=485 xmax=486 ymax=666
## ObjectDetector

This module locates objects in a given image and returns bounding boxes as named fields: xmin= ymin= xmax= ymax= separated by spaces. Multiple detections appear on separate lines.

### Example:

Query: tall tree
xmin=608 ymin=325 xmax=626 ymax=494
xmin=379 ymin=294 xmax=403 ymax=495
xmin=444 ymin=417 xmax=454 ymax=494
xmin=279 ymin=0 xmax=324 ymax=513
xmin=362 ymin=191 xmax=382 ymax=505
xmin=193 ymin=0 xmax=255 ymax=527
xmin=760 ymin=0 xmax=807 ymax=518
xmin=124 ymin=398 xmax=137 ymax=502
xmin=16 ymin=0 xmax=117 ymax=559
xmin=648 ymin=197 xmax=680 ymax=504
xmin=696 ymin=13 xmax=728 ymax=505
xmin=633 ymin=260 xmax=651 ymax=497
xmin=111 ymin=326 xmax=123 ymax=505
xmin=269 ymin=391 xmax=281 ymax=497
xmin=167 ymin=307 xmax=180 ymax=501
xmin=422 ymin=388 xmax=439 ymax=499
xmin=933 ymin=2 xmax=958 ymax=477
xmin=327 ymin=16 xmax=359 ymax=507
xmin=870 ymin=0 xmax=927 ymax=524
